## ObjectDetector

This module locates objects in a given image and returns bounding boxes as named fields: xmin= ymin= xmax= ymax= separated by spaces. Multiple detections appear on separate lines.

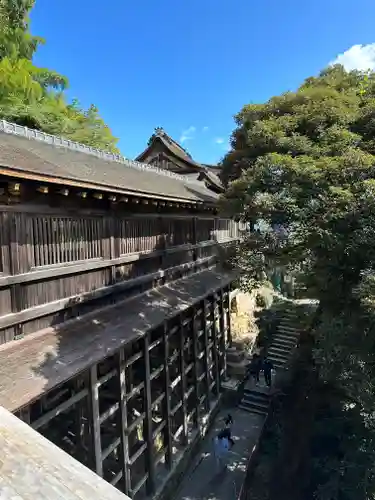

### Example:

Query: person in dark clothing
xmin=218 ymin=414 xmax=234 ymax=447
xmin=248 ymin=353 xmax=261 ymax=385
xmin=218 ymin=427 xmax=235 ymax=448
xmin=224 ymin=414 xmax=233 ymax=427
xmin=263 ymin=357 xmax=274 ymax=387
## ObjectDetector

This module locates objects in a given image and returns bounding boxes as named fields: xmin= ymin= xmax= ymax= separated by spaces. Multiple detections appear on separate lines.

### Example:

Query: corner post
xmin=143 ymin=332 xmax=155 ymax=494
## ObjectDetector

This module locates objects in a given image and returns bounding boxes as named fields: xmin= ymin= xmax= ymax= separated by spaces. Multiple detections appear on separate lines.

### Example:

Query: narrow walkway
xmin=173 ymin=407 xmax=265 ymax=500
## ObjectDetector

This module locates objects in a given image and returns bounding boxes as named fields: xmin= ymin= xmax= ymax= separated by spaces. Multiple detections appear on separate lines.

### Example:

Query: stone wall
xmin=229 ymin=289 xmax=259 ymax=350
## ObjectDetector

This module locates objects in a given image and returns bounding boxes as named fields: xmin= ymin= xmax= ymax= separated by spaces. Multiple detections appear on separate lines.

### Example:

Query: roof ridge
xmin=153 ymin=127 xmax=193 ymax=159
xmin=0 ymin=120 xmax=200 ymax=185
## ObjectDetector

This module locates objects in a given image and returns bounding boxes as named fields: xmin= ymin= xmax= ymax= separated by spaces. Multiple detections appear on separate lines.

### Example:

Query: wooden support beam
xmin=143 ymin=333 xmax=155 ymax=494
xmin=192 ymin=307 xmax=200 ymax=430
xmin=225 ymin=288 xmax=233 ymax=347
xmin=219 ymin=288 xmax=227 ymax=380
xmin=73 ymin=378 xmax=87 ymax=464
xmin=211 ymin=297 xmax=221 ymax=395
xmin=88 ymin=364 xmax=103 ymax=477
xmin=202 ymin=299 xmax=211 ymax=411
xmin=162 ymin=322 xmax=173 ymax=466
xmin=118 ymin=348 xmax=131 ymax=495
xmin=19 ymin=406 xmax=31 ymax=424
xmin=179 ymin=317 xmax=188 ymax=444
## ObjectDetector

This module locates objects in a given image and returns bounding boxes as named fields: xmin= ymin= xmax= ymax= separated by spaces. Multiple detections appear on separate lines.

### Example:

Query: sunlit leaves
xmin=0 ymin=0 xmax=119 ymax=153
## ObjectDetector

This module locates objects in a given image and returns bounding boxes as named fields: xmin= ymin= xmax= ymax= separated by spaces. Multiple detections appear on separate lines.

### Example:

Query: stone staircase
xmin=239 ymin=303 xmax=301 ymax=415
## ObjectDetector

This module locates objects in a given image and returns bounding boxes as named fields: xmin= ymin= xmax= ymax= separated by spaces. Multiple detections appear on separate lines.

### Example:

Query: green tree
xmin=222 ymin=65 xmax=375 ymax=499
xmin=0 ymin=0 xmax=43 ymax=59
xmin=0 ymin=0 xmax=119 ymax=153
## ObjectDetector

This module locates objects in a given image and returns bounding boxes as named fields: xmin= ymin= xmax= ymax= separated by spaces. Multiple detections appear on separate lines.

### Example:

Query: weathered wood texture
xmin=0 ymin=405 xmax=132 ymax=500
xmin=0 ymin=206 xmax=239 ymax=344
xmin=12 ymin=285 xmax=231 ymax=499
xmin=0 ymin=267 xmax=234 ymax=413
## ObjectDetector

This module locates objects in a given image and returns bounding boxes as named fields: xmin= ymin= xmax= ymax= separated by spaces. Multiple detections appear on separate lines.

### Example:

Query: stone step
xmin=278 ymin=323 xmax=300 ymax=333
xmin=239 ymin=401 xmax=268 ymax=416
xmin=276 ymin=329 xmax=299 ymax=339
xmin=243 ymin=389 xmax=270 ymax=403
xmin=268 ymin=356 xmax=287 ymax=366
xmin=278 ymin=325 xmax=300 ymax=334
xmin=241 ymin=399 xmax=269 ymax=413
xmin=268 ymin=351 xmax=290 ymax=361
xmin=268 ymin=344 xmax=291 ymax=355
xmin=227 ymin=351 xmax=246 ymax=363
xmin=272 ymin=335 xmax=297 ymax=346
xmin=267 ymin=350 xmax=290 ymax=361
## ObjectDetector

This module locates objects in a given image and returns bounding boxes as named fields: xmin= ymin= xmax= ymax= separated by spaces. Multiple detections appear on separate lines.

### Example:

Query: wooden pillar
xmin=225 ymin=287 xmax=233 ymax=348
xmin=211 ymin=296 xmax=221 ymax=395
xmin=19 ymin=406 xmax=31 ymax=424
xmin=192 ymin=307 xmax=200 ymax=429
xmin=203 ymin=299 xmax=211 ymax=411
xmin=162 ymin=322 xmax=173 ymax=467
xmin=179 ymin=317 xmax=188 ymax=444
xmin=118 ymin=349 xmax=131 ymax=495
xmin=88 ymin=364 xmax=103 ymax=477
xmin=73 ymin=378 xmax=86 ymax=464
xmin=143 ymin=333 xmax=155 ymax=494
xmin=192 ymin=217 xmax=198 ymax=262
xmin=219 ymin=288 xmax=227 ymax=380
xmin=9 ymin=212 xmax=24 ymax=339
xmin=159 ymin=216 xmax=168 ymax=273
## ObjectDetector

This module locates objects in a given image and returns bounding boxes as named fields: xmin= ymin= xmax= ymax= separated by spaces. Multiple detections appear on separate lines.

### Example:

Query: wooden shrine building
xmin=136 ymin=127 xmax=224 ymax=195
xmin=0 ymin=121 xmax=240 ymax=499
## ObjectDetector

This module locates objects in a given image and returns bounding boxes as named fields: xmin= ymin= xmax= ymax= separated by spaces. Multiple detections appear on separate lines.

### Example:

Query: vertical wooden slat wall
xmin=0 ymin=207 xmax=238 ymax=345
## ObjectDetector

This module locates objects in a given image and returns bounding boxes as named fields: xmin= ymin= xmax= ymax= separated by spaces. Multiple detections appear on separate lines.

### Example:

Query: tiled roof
xmin=0 ymin=122 xmax=219 ymax=203
xmin=136 ymin=128 xmax=203 ymax=169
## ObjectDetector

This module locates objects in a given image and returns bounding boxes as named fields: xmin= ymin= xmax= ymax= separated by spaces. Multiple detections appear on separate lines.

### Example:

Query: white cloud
xmin=202 ymin=126 xmax=209 ymax=132
xmin=330 ymin=43 xmax=375 ymax=71
xmin=214 ymin=137 xmax=225 ymax=144
xmin=180 ymin=126 xmax=196 ymax=143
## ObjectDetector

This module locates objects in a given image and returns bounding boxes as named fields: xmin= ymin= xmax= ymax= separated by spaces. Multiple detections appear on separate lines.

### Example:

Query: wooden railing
xmin=0 ymin=209 xmax=240 ymax=344
xmin=0 ymin=405 xmax=132 ymax=500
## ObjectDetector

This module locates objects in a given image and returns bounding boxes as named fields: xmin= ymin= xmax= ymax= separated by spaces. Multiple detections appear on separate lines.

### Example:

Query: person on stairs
xmin=248 ymin=353 xmax=261 ymax=386
xmin=262 ymin=357 xmax=274 ymax=388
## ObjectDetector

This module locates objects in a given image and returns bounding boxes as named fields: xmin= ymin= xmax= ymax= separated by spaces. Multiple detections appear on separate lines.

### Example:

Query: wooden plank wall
xmin=0 ymin=206 xmax=239 ymax=344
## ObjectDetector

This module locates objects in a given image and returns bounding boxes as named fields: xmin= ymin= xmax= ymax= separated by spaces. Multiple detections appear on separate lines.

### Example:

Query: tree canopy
xmin=222 ymin=65 xmax=375 ymax=499
xmin=0 ymin=0 xmax=119 ymax=152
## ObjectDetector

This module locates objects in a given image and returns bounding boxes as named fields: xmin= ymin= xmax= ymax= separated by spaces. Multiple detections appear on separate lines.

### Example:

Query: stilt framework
xmin=15 ymin=287 xmax=231 ymax=499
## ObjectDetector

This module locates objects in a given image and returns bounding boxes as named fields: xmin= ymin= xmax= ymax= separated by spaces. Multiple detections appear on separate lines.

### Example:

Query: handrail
xmin=0 ymin=405 xmax=132 ymax=500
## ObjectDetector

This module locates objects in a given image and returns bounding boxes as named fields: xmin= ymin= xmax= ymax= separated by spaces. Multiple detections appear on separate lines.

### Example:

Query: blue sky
xmin=31 ymin=0 xmax=375 ymax=164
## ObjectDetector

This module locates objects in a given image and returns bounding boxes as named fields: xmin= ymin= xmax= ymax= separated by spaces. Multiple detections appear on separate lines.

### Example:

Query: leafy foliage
xmin=0 ymin=0 xmax=119 ymax=152
xmin=222 ymin=65 xmax=375 ymax=499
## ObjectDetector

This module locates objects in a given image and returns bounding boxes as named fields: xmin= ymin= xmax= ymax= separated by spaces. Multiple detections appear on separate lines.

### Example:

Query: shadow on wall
xmin=30 ymin=230 xmax=215 ymax=394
